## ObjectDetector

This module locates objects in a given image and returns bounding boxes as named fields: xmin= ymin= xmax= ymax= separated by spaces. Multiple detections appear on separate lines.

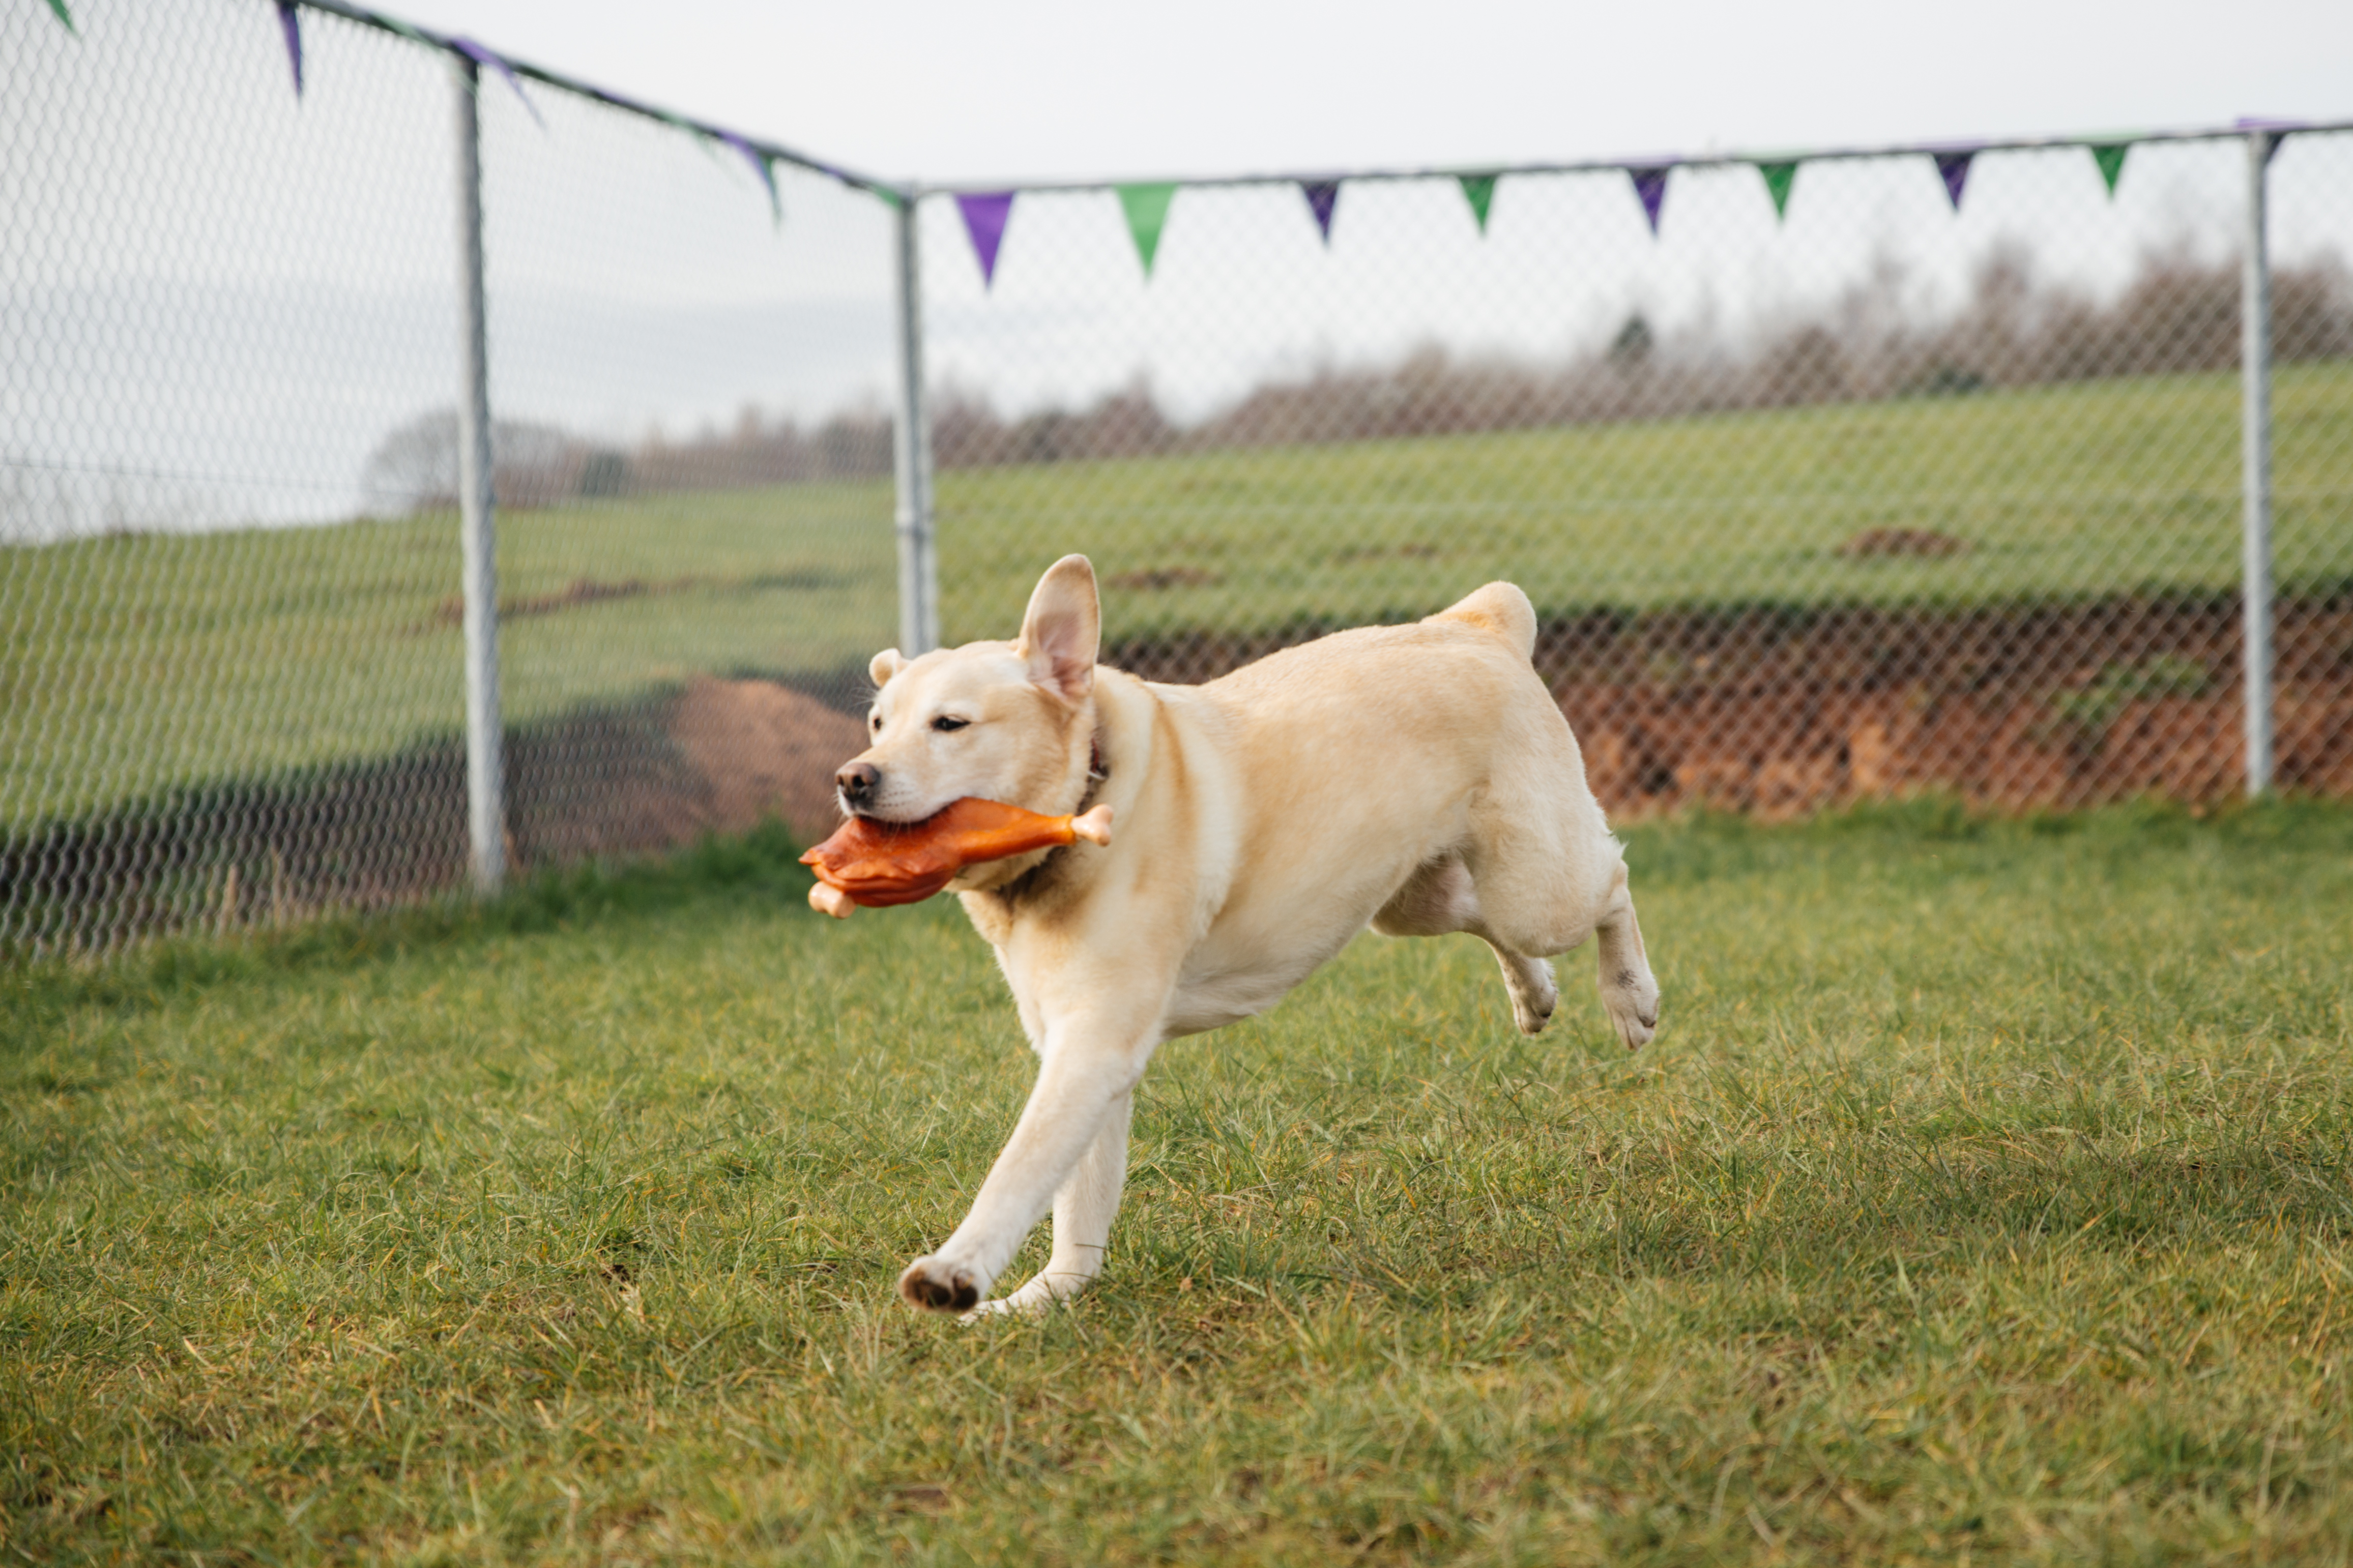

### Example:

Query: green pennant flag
xmin=46 ymin=0 xmax=75 ymax=32
xmin=2090 ymin=141 xmax=2130 ymax=197
xmin=1756 ymin=160 xmax=1798 ymax=220
xmin=1458 ymin=174 xmax=1498 ymax=234
xmin=1117 ymin=182 xmax=1177 ymax=277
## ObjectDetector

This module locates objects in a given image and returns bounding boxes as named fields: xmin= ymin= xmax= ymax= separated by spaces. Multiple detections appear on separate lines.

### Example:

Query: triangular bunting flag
xmin=1117 ymin=183 xmax=1177 ymax=277
xmin=720 ymin=132 xmax=781 ymax=226
xmin=1628 ymin=166 xmax=1669 ymax=236
xmin=450 ymin=37 xmax=545 ymax=128
xmin=1934 ymin=150 xmax=1974 ymax=211
xmin=1756 ymin=160 xmax=1798 ymax=220
xmin=2090 ymin=142 xmax=2130 ymax=196
xmin=45 ymin=0 xmax=74 ymax=35
xmin=275 ymin=1 xmax=302 ymax=97
xmin=1299 ymin=180 xmax=1341 ymax=245
xmin=1458 ymin=174 xmax=1498 ymax=234
xmin=957 ymin=191 xmax=1016 ymax=286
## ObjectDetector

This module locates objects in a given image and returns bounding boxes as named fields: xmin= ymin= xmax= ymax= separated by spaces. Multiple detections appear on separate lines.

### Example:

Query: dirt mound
xmin=666 ymin=676 xmax=860 ymax=845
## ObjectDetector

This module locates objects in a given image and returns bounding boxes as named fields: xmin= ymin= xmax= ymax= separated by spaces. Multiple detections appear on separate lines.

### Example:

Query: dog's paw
xmin=1604 ymin=972 xmax=1661 ymax=1051
xmin=962 ymin=1270 xmax=1092 ymax=1321
xmin=1511 ymin=960 xmax=1558 ymax=1036
xmin=963 ymin=1285 xmax=1051 ymax=1321
xmin=897 ymin=1255 xmax=985 ymax=1314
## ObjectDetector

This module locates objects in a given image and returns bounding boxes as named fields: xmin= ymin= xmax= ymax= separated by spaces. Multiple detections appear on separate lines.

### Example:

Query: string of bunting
xmin=28 ymin=3 xmax=2313 ymax=283
xmin=942 ymin=138 xmax=2169 ymax=288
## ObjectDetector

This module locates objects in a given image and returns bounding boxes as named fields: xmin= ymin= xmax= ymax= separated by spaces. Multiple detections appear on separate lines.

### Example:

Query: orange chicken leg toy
xmin=800 ymin=798 xmax=1114 ymax=918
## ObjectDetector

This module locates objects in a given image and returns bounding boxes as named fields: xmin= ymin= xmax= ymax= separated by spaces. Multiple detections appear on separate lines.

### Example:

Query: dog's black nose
xmin=837 ymin=761 xmax=881 ymax=803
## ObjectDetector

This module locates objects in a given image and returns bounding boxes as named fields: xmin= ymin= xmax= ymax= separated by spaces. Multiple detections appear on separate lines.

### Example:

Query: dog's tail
xmin=1430 ymin=581 xmax=1537 ymax=662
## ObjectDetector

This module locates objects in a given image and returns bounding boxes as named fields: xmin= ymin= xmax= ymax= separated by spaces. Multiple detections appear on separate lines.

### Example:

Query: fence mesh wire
xmin=920 ymin=136 xmax=2353 ymax=818
xmin=2 ymin=0 xmax=894 ymax=951
xmin=5 ymin=0 xmax=2350 ymax=954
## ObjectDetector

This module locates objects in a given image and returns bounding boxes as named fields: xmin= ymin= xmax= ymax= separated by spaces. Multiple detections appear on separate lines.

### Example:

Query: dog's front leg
xmin=967 ymin=1089 xmax=1132 ymax=1318
xmin=898 ymin=1004 xmax=1159 ymax=1315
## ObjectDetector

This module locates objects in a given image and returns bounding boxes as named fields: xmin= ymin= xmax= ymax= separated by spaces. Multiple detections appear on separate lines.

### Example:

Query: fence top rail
xmin=293 ymin=0 xmax=901 ymax=201
xmin=915 ymin=116 xmax=2351 ymax=200
xmin=278 ymin=5 xmax=2346 ymax=208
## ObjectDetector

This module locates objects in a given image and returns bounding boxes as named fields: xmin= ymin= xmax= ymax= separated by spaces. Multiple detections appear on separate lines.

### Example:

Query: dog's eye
xmin=931 ymin=715 xmax=969 ymax=733
xmin=869 ymin=714 xmax=882 ymax=732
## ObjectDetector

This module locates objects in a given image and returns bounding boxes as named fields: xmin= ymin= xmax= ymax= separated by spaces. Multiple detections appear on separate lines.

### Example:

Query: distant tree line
xmin=359 ymin=404 xmax=894 ymax=514
xmin=361 ymin=243 xmax=2353 ymax=512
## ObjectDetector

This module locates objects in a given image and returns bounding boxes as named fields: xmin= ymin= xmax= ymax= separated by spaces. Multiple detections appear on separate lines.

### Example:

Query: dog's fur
xmin=839 ymin=556 xmax=1659 ymax=1316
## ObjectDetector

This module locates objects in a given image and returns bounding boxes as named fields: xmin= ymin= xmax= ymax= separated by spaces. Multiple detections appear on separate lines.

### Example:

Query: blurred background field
xmin=9 ymin=0 xmax=2353 ymax=953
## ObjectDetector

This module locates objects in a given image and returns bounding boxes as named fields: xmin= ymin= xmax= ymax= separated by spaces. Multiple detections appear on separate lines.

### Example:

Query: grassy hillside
xmin=0 ymin=482 xmax=895 ymax=830
xmin=936 ymin=362 xmax=2353 ymax=639
xmin=6 ymin=365 xmax=2351 ymax=831
xmin=5 ymin=803 xmax=2351 ymax=1562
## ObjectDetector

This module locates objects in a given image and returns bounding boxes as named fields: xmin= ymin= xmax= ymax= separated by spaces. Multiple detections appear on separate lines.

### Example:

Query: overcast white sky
xmin=385 ymin=0 xmax=2353 ymax=187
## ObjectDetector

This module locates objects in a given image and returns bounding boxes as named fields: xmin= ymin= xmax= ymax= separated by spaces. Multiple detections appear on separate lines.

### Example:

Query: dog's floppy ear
xmin=869 ymin=648 xmax=906 ymax=688
xmin=1015 ymin=555 xmax=1099 ymax=703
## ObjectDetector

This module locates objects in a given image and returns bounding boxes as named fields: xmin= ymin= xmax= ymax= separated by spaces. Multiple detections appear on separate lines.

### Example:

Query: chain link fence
xmin=5 ymin=0 xmax=2349 ymax=953
xmin=918 ymin=135 xmax=2353 ymax=819
xmin=3 ymin=0 xmax=895 ymax=951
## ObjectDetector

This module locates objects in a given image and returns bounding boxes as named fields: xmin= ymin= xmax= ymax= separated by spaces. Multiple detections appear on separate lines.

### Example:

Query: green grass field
xmin=7 ymin=802 xmax=2351 ymax=1563
xmin=8 ymin=365 xmax=2353 ymax=830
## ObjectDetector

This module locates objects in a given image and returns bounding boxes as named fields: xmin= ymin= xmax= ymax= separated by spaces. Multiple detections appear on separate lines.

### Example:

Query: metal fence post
xmin=2240 ymin=130 xmax=2276 ymax=799
xmin=453 ymin=57 xmax=505 ymax=890
xmin=891 ymin=188 xmax=940 ymax=657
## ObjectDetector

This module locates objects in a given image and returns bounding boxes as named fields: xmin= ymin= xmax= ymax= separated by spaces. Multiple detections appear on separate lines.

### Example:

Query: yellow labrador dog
xmin=837 ymin=555 xmax=1659 ymax=1316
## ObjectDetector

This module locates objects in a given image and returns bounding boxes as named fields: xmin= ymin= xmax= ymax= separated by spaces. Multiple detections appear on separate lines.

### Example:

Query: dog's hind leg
xmin=1480 ymin=938 xmax=1559 ymax=1037
xmin=969 ymin=1090 xmax=1131 ymax=1318
xmin=1373 ymin=855 xmax=1558 ymax=1036
xmin=1594 ymin=862 xmax=1660 ymax=1050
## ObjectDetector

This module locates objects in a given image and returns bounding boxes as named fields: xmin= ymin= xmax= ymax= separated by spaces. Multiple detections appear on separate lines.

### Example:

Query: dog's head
xmin=835 ymin=554 xmax=1099 ymax=823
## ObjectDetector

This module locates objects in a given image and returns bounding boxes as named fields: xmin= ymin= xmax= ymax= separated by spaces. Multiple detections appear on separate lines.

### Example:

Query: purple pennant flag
xmin=1934 ymin=150 xmax=1974 ymax=211
xmin=1299 ymin=180 xmax=1341 ymax=245
xmin=956 ymin=191 xmax=1016 ymax=286
xmin=719 ymin=131 xmax=780 ymax=223
xmin=1628 ymin=166 xmax=1670 ymax=236
xmin=275 ymin=1 xmax=302 ymax=97
xmin=450 ymin=36 xmax=545 ymax=128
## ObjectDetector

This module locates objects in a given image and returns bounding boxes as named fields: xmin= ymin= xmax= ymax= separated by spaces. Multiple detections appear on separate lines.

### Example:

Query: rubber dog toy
xmin=801 ymin=798 xmax=1114 ymax=918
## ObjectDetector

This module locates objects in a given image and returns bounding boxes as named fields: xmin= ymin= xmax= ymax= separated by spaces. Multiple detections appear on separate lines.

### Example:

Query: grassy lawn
xmin=8 ymin=363 xmax=2353 ymax=829
xmin=6 ymin=801 xmax=2351 ymax=1563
